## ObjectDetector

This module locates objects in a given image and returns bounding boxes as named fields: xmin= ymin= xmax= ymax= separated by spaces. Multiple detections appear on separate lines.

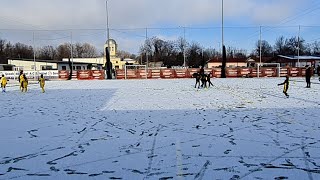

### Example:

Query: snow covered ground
xmin=1 ymin=77 xmax=320 ymax=180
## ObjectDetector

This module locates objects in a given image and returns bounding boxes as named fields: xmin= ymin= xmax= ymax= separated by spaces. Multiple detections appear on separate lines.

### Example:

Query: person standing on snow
xmin=22 ymin=74 xmax=28 ymax=92
xmin=1 ymin=74 xmax=7 ymax=93
xmin=305 ymin=65 xmax=312 ymax=88
xmin=19 ymin=70 xmax=25 ymax=91
xmin=278 ymin=75 xmax=290 ymax=98
xmin=38 ymin=74 xmax=45 ymax=93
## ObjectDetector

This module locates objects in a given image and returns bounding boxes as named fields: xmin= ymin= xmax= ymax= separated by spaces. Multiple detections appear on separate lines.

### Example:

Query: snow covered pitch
xmin=1 ymin=78 xmax=320 ymax=179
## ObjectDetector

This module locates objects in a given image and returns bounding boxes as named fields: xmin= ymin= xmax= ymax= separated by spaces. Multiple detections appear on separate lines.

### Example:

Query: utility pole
xmin=71 ymin=31 xmax=73 ymax=71
xmin=259 ymin=26 xmax=262 ymax=64
xmin=183 ymin=26 xmax=186 ymax=68
xmin=146 ymin=27 xmax=148 ymax=69
xmin=297 ymin=25 xmax=300 ymax=67
xmin=105 ymin=0 xmax=112 ymax=79
xmin=33 ymin=31 xmax=36 ymax=80
xmin=222 ymin=0 xmax=224 ymax=47
xmin=221 ymin=0 xmax=227 ymax=78
xmin=106 ymin=0 xmax=110 ymax=53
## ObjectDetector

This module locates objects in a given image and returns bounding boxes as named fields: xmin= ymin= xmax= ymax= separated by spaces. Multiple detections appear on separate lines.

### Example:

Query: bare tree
xmin=37 ymin=45 xmax=56 ymax=60
xmin=255 ymin=40 xmax=273 ymax=57
xmin=274 ymin=36 xmax=286 ymax=55
xmin=13 ymin=42 xmax=33 ymax=59
xmin=56 ymin=43 xmax=71 ymax=60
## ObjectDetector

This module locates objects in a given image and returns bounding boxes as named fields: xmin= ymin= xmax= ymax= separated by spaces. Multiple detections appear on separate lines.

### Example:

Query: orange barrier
xmin=280 ymin=68 xmax=288 ymax=77
xmin=226 ymin=68 xmax=238 ymax=77
xmin=175 ymin=69 xmax=188 ymax=78
xmin=77 ymin=70 xmax=93 ymax=80
xmin=188 ymin=68 xmax=199 ymax=78
xmin=289 ymin=67 xmax=300 ymax=77
xmin=151 ymin=69 xmax=161 ymax=79
xmin=211 ymin=68 xmax=221 ymax=78
xmin=160 ymin=69 xmax=175 ymax=78
xmin=58 ymin=70 xmax=105 ymax=80
xmin=116 ymin=69 xmax=125 ymax=79
xmin=261 ymin=68 xmax=277 ymax=77
xmin=137 ymin=69 xmax=148 ymax=79
xmin=239 ymin=68 xmax=251 ymax=77
xmin=92 ymin=70 xmax=105 ymax=80
xmin=58 ymin=70 xmax=69 ymax=80
xmin=113 ymin=67 xmax=308 ymax=79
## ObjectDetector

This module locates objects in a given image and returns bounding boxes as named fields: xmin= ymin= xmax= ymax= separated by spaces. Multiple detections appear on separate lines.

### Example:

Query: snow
xmin=1 ymin=77 xmax=320 ymax=180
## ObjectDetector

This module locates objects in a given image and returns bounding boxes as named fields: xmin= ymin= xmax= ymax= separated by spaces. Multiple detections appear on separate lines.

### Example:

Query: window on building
xmin=41 ymin=65 xmax=53 ymax=70
xmin=62 ymin=66 xmax=67 ymax=70
xmin=76 ymin=66 xmax=81 ymax=70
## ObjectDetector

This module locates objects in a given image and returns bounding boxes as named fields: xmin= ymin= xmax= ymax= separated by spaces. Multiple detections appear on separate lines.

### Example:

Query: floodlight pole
xmin=106 ymin=0 xmax=110 ymax=53
xmin=297 ymin=25 xmax=300 ymax=67
xmin=221 ymin=0 xmax=224 ymax=47
xmin=183 ymin=26 xmax=186 ymax=68
xmin=71 ymin=31 xmax=74 ymax=71
xmin=33 ymin=31 xmax=36 ymax=80
xmin=145 ymin=27 xmax=148 ymax=69
xmin=259 ymin=26 xmax=262 ymax=64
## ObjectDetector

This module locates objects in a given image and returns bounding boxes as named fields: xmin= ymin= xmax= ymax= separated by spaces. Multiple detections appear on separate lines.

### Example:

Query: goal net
xmin=124 ymin=65 xmax=148 ymax=79
xmin=257 ymin=63 xmax=280 ymax=78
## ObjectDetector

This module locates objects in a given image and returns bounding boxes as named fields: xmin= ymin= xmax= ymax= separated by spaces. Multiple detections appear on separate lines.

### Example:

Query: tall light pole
xmin=71 ymin=31 xmax=73 ymax=71
xmin=183 ymin=26 xmax=186 ymax=67
xmin=33 ymin=31 xmax=36 ymax=80
xmin=106 ymin=0 xmax=110 ymax=51
xmin=105 ymin=0 xmax=112 ymax=79
xmin=221 ymin=0 xmax=224 ymax=47
xmin=297 ymin=25 xmax=300 ymax=67
xmin=259 ymin=26 xmax=262 ymax=64
xmin=146 ymin=27 xmax=148 ymax=68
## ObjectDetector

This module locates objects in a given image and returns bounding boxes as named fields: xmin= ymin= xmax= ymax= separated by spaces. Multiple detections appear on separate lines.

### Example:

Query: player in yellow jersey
xmin=278 ymin=75 xmax=289 ymax=98
xmin=39 ymin=74 xmax=45 ymax=93
xmin=1 ymin=74 xmax=7 ymax=92
xmin=22 ymin=74 xmax=28 ymax=92
xmin=19 ymin=70 xmax=25 ymax=91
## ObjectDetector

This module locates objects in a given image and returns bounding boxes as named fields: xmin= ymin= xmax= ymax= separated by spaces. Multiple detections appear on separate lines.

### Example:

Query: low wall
xmin=0 ymin=70 xmax=59 ymax=80
xmin=115 ymin=67 xmax=308 ymax=79
xmin=58 ymin=70 xmax=105 ymax=80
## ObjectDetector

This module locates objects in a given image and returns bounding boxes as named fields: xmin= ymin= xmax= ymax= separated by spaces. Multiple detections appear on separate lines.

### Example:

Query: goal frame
xmin=257 ymin=63 xmax=281 ymax=78
xmin=124 ymin=65 xmax=147 ymax=79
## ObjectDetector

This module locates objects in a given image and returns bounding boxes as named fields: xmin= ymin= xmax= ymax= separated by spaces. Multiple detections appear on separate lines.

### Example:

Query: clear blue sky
xmin=1 ymin=0 xmax=320 ymax=55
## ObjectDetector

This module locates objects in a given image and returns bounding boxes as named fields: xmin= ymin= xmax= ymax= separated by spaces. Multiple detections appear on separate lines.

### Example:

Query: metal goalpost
xmin=124 ymin=65 xmax=147 ymax=79
xmin=257 ymin=63 xmax=281 ymax=78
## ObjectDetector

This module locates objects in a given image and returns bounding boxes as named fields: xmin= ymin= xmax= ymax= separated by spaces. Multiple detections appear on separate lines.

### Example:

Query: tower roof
xmin=105 ymin=39 xmax=117 ymax=45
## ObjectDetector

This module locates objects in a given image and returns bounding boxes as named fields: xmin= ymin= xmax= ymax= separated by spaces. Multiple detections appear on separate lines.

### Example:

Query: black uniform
xmin=278 ymin=76 xmax=289 ymax=97
xmin=306 ymin=67 xmax=312 ymax=88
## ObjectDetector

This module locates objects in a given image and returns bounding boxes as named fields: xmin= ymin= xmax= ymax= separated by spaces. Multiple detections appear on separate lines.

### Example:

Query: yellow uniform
xmin=39 ymin=77 xmax=45 ymax=93
xmin=22 ymin=79 xmax=28 ymax=92
xmin=1 ymin=76 xmax=7 ymax=92
xmin=19 ymin=74 xmax=25 ymax=91
xmin=1 ymin=77 xmax=7 ymax=87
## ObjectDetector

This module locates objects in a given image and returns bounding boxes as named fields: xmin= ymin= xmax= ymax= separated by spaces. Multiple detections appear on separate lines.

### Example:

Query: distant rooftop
xmin=278 ymin=55 xmax=320 ymax=60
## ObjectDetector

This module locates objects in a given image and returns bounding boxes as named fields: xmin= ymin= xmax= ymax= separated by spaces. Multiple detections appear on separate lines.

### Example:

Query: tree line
xmin=255 ymin=36 xmax=320 ymax=57
xmin=138 ymin=36 xmax=247 ymax=68
xmin=2 ymin=35 xmax=320 ymax=67
xmin=0 ymin=38 xmax=100 ymax=62
xmin=139 ymin=36 xmax=320 ymax=68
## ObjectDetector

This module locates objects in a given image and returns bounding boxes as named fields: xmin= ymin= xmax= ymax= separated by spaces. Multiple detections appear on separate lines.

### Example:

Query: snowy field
xmin=1 ymin=77 xmax=320 ymax=180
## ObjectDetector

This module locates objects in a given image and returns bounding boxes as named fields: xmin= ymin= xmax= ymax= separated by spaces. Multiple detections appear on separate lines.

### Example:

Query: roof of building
xmin=278 ymin=55 xmax=320 ymax=60
xmin=208 ymin=58 xmax=250 ymax=63
xmin=105 ymin=39 xmax=117 ymax=45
